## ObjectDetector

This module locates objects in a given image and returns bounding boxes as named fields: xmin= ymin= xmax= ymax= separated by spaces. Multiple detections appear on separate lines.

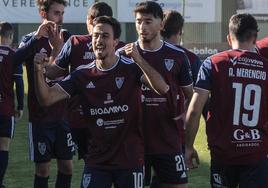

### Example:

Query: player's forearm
xmin=185 ymin=91 xmax=208 ymax=148
xmin=14 ymin=75 xmax=24 ymax=110
xmin=13 ymin=36 xmax=39 ymax=65
xmin=34 ymin=64 xmax=54 ymax=106
xmin=185 ymin=107 xmax=201 ymax=149
xmin=45 ymin=63 xmax=66 ymax=79
xmin=136 ymin=57 xmax=169 ymax=95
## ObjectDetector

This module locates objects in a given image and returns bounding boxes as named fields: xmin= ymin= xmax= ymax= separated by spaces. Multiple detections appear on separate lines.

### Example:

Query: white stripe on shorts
xmin=28 ymin=122 xmax=34 ymax=161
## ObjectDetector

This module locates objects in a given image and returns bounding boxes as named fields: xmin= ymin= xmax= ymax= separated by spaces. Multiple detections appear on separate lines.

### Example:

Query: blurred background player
xmin=33 ymin=16 xmax=169 ymax=188
xmin=117 ymin=1 xmax=193 ymax=188
xmin=185 ymin=13 xmax=268 ymax=188
xmin=12 ymin=0 xmax=75 ymax=188
xmin=0 ymin=21 xmax=24 ymax=188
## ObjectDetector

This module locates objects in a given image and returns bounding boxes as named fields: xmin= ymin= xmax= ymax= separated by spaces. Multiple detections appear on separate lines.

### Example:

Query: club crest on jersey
xmin=164 ymin=59 xmax=174 ymax=71
xmin=231 ymin=56 xmax=238 ymax=66
xmin=115 ymin=77 xmax=125 ymax=89
xmin=82 ymin=173 xmax=91 ymax=188
xmin=40 ymin=48 xmax=47 ymax=54
xmin=38 ymin=142 xmax=46 ymax=155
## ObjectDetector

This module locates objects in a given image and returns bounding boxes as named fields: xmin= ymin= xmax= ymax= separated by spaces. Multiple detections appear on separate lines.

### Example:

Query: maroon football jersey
xmin=16 ymin=33 xmax=69 ymax=124
xmin=117 ymin=41 xmax=193 ymax=155
xmin=196 ymin=49 xmax=268 ymax=165
xmin=58 ymin=57 xmax=144 ymax=169
xmin=0 ymin=46 xmax=15 ymax=116
xmin=55 ymin=35 xmax=125 ymax=128
xmin=256 ymin=37 xmax=268 ymax=59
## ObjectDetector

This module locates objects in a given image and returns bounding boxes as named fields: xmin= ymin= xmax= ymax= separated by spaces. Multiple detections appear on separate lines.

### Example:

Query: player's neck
xmin=165 ymin=36 xmax=180 ymax=46
xmin=232 ymin=41 xmax=256 ymax=52
xmin=0 ymin=38 xmax=11 ymax=46
xmin=139 ymin=35 xmax=162 ymax=51
xmin=96 ymin=55 xmax=119 ymax=71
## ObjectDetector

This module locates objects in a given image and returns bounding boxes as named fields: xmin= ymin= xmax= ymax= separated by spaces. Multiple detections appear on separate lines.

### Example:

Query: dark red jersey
xmin=13 ymin=31 xmax=70 ymax=124
xmin=0 ymin=46 xmax=17 ymax=116
xmin=58 ymin=57 xmax=144 ymax=169
xmin=55 ymin=35 xmax=125 ymax=128
xmin=196 ymin=49 xmax=268 ymax=165
xmin=118 ymin=41 xmax=193 ymax=155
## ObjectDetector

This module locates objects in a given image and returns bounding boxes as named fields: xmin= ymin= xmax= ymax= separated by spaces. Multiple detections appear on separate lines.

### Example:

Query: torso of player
xmin=0 ymin=46 xmax=15 ymax=116
xmin=205 ymin=49 xmax=268 ymax=165
xmin=22 ymin=32 xmax=69 ymax=124
xmin=136 ymin=41 xmax=192 ymax=154
xmin=64 ymin=59 xmax=144 ymax=169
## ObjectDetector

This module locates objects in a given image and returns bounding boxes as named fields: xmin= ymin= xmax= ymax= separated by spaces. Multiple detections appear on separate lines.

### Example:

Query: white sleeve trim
xmin=13 ymin=74 xmax=23 ymax=76
xmin=180 ymin=83 xmax=193 ymax=88
xmin=54 ymin=62 xmax=67 ymax=71
xmin=194 ymin=86 xmax=211 ymax=92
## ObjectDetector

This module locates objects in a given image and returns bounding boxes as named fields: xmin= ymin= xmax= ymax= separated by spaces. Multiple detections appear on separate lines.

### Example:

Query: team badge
xmin=230 ymin=56 xmax=238 ymax=66
xmin=115 ymin=77 xmax=125 ymax=89
xmin=164 ymin=59 xmax=174 ymax=71
xmin=38 ymin=142 xmax=46 ymax=155
xmin=82 ymin=173 xmax=91 ymax=188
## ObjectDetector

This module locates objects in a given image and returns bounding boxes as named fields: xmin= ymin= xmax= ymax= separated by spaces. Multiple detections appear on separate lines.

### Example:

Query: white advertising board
xmin=117 ymin=0 xmax=216 ymax=23
xmin=0 ymin=0 xmax=94 ymax=23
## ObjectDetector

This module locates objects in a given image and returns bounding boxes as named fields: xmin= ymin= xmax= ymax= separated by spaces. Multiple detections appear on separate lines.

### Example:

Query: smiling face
xmin=135 ymin=12 xmax=163 ymax=44
xmin=92 ymin=23 xmax=117 ymax=60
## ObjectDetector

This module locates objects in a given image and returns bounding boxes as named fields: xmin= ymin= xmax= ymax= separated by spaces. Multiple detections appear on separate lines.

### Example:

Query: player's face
xmin=135 ymin=12 xmax=163 ymax=43
xmin=45 ymin=2 xmax=65 ymax=25
xmin=92 ymin=23 xmax=117 ymax=60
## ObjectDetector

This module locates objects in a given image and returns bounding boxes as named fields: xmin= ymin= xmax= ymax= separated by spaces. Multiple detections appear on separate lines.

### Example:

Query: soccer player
xmin=33 ymin=16 xmax=169 ymax=188
xmin=117 ymin=2 xmax=193 ymax=188
xmin=0 ymin=22 xmax=24 ymax=188
xmin=145 ymin=9 xmax=205 ymax=188
xmin=45 ymin=2 xmax=116 ymax=161
xmin=185 ymin=13 xmax=268 ymax=188
xmin=12 ymin=1 xmax=75 ymax=188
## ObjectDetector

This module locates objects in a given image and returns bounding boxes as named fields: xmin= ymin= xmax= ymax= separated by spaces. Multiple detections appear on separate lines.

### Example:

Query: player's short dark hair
xmin=0 ymin=21 xmax=13 ymax=38
xmin=161 ymin=10 xmax=184 ymax=39
xmin=88 ymin=2 xmax=113 ymax=20
xmin=93 ymin=16 xmax=121 ymax=39
xmin=36 ymin=0 xmax=67 ymax=12
xmin=229 ymin=13 xmax=259 ymax=43
xmin=134 ymin=1 xmax=163 ymax=20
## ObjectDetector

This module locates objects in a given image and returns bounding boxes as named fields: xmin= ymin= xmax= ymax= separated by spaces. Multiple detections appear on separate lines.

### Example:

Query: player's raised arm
xmin=124 ymin=43 xmax=169 ymax=95
xmin=34 ymin=53 xmax=69 ymax=106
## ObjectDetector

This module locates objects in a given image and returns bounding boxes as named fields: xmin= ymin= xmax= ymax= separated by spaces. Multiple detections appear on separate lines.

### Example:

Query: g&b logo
xmin=233 ymin=129 xmax=260 ymax=141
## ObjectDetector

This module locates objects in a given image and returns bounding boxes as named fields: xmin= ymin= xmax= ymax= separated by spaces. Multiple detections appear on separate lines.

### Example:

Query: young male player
xmin=13 ymin=1 xmax=75 ymax=187
xmin=117 ymin=2 xmax=193 ymax=188
xmin=0 ymin=21 xmax=24 ymax=188
xmin=33 ymin=16 xmax=169 ymax=188
xmin=185 ymin=13 xmax=268 ymax=188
